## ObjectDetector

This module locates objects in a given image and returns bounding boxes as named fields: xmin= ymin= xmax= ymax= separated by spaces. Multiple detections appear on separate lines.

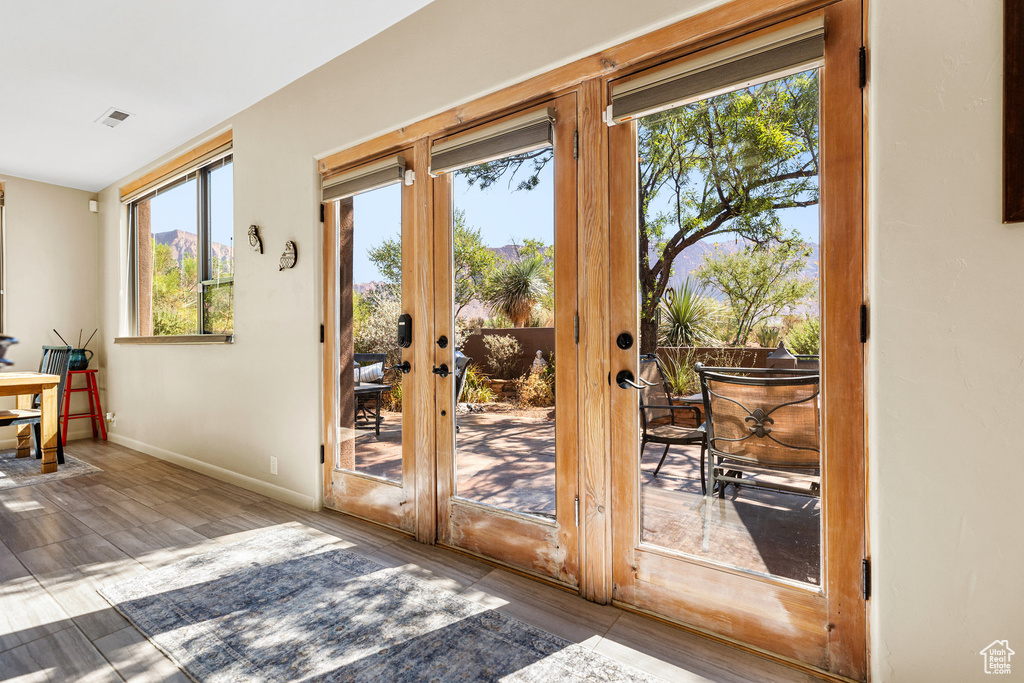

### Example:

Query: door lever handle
xmin=432 ymin=364 xmax=450 ymax=378
xmin=616 ymin=369 xmax=648 ymax=390
xmin=388 ymin=361 xmax=411 ymax=374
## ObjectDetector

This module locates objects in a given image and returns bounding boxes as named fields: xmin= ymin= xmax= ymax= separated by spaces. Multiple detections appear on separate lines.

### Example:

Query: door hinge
xmin=573 ymin=129 xmax=579 ymax=160
xmin=858 ymin=46 xmax=867 ymax=88
xmin=862 ymin=558 xmax=871 ymax=599
xmin=320 ymin=324 xmax=324 ymax=343
xmin=573 ymin=313 xmax=579 ymax=344
xmin=860 ymin=304 xmax=868 ymax=343
xmin=320 ymin=203 xmax=325 ymax=223
xmin=320 ymin=444 xmax=325 ymax=465
xmin=574 ymin=496 xmax=580 ymax=527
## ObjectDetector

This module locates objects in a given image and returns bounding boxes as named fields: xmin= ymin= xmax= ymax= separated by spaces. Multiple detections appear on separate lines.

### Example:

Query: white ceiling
xmin=0 ymin=1 xmax=434 ymax=192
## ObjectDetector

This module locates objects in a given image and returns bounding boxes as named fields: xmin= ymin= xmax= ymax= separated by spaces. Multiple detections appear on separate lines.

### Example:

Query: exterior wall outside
xmin=0 ymin=176 xmax=100 ymax=444
xmin=76 ymin=0 xmax=1023 ymax=679
xmin=461 ymin=327 xmax=556 ymax=378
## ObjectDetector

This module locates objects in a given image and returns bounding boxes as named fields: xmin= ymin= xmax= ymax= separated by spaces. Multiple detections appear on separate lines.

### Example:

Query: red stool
xmin=62 ymin=369 xmax=107 ymax=443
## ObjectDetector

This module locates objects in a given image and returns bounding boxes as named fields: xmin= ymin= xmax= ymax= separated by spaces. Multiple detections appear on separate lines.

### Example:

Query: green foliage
xmin=484 ymin=256 xmax=550 ymax=328
xmin=694 ymin=240 xmax=816 ymax=346
xmin=353 ymin=292 xmax=402 ymax=356
xmin=367 ymin=209 xmax=495 ymax=317
xmin=785 ymin=316 xmax=821 ymax=355
xmin=152 ymin=242 xmax=198 ymax=335
xmin=658 ymin=278 xmax=719 ymax=347
xmin=460 ymin=364 xmax=496 ymax=403
xmin=482 ymin=334 xmax=523 ymax=380
xmin=754 ymin=325 xmax=781 ymax=348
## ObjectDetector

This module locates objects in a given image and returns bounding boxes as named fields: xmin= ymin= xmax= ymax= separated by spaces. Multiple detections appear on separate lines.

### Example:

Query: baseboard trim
xmin=107 ymin=433 xmax=317 ymax=511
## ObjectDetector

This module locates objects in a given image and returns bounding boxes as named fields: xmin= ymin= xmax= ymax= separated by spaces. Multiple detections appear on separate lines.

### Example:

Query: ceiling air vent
xmin=96 ymin=108 xmax=132 ymax=128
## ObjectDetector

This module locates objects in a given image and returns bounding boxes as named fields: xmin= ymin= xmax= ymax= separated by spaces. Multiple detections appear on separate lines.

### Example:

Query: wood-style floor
xmin=0 ymin=439 xmax=821 ymax=682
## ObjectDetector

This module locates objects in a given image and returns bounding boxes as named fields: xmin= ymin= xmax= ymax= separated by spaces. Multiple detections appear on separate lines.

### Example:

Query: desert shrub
xmin=786 ymin=316 xmax=821 ymax=355
xmin=514 ymin=373 xmax=554 ymax=407
xmin=354 ymin=293 xmax=401 ymax=355
xmin=658 ymin=279 xmax=719 ymax=347
xmin=382 ymin=382 xmax=402 ymax=412
xmin=461 ymin=364 xmax=496 ymax=403
xmin=483 ymin=334 xmax=523 ymax=380
xmin=754 ymin=325 xmax=782 ymax=348
xmin=660 ymin=350 xmax=700 ymax=396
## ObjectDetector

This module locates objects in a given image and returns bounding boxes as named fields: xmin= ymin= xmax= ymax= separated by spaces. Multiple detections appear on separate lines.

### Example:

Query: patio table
xmin=354 ymin=382 xmax=390 ymax=436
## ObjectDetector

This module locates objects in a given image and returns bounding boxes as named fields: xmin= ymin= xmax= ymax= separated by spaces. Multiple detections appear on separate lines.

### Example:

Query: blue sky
xmin=149 ymin=163 xmax=234 ymax=252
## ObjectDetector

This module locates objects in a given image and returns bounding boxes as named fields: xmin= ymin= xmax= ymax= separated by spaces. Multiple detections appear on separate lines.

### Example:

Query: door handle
xmin=432 ymin=364 xmax=450 ymax=378
xmin=389 ymin=361 xmax=411 ymax=374
xmin=616 ymin=369 xmax=655 ymax=390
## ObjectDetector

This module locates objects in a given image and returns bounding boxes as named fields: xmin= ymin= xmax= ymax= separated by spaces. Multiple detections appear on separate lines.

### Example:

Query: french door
xmin=321 ymin=143 xmax=434 ymax=540
xmin=608 ymin=3 xmax=865 ymax=678
xmin=432 ymin=94 xmax=580 ymax=585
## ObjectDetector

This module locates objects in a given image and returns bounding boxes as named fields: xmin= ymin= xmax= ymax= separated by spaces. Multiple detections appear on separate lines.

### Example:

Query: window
xmin=127 ymin=154 xmax=233 ymax=339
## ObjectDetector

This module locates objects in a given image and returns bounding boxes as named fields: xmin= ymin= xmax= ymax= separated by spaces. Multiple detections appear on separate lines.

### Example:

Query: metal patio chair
xmin=696 ymin=363 xmax=821 ymax=499
xmin=638 ymin=354 xmax=707 ymax=484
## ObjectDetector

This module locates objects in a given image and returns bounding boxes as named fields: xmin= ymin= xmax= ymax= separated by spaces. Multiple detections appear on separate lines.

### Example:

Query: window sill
xmin=114 ymin=334 xmax=233 ymax=345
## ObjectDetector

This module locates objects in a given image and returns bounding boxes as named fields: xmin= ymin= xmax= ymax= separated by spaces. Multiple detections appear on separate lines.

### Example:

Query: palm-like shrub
xmin=485 ymin=256 xmax=550 ymax=328
xmin=658 ymin=279 xmax=718 ymax=347
xmin=785 ymin=316 xmax=820 ymax=355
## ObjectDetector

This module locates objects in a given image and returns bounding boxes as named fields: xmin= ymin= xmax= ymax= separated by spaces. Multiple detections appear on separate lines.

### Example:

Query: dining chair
xmin=637 ymin=354 xmax=706 ymax=484
xmin=0 ymin=345 xmax=73 ymax=463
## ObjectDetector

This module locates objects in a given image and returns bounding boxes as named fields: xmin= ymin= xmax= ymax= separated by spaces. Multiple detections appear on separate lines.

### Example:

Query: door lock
xmin=436 ymin=335 xmax=449 ymax=349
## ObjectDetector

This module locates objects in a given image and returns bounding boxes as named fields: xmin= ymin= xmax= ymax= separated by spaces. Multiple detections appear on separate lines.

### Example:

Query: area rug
xmin=0 ymin=448 xmax=101 ymax=490
xmin=99 ymin=526 xmax=659 ymax=682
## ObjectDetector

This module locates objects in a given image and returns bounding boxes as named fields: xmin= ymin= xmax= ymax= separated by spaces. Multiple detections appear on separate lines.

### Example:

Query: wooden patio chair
xmin=0 ymin=345 xmax=72 ymax=463
xmin=638 ymin=354 xmax=706 ymax=485
xmin=696 ymin=363 xmax=821 ymax=499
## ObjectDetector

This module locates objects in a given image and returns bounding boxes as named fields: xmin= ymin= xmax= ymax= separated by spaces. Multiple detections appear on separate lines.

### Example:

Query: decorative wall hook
xmin=279 ymin=240 xmax=297 ymax=270
xmin=248 ymin=225 xmax=263 ymax=254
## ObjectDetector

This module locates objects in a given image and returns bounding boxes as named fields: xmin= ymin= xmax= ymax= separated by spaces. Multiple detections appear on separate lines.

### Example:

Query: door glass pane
xmin=337 ymin=183 xmax=404 ymax=482
xmin=204 ymin=159 xmax=233 ymax=334
xmin=451 ymin=149 xmax=557 ymax=516
xmin=635 ymin=69 xmax=822 ymax=585
xmin=137 ymin=176 xmax=199 ymax=336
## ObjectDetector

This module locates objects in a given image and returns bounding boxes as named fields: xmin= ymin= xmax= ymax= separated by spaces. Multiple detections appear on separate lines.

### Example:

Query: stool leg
xmin=61 ymin=377 xmax=72 ymax=445
xmin=85 ymin=373 xmax=98 ymax=438
xmin=91 ymin=372 xmax=107 ymax=441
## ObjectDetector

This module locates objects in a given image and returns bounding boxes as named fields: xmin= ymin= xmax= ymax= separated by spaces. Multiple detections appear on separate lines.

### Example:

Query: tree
xmin=460 ymin=71 xmax=821 ymax=353
xmin=151 ymin=242 xmax=198 ymax=335
xmin=484 ymin=255 xmax=550 ymax=327
xmin=694 ymin=241 xmax=816 ymax=346
xmin=367 ymin=209 xmax=496 ymax=316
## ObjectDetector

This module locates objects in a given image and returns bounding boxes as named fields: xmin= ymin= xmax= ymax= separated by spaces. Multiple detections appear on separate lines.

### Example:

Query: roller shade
xmin=121 ymin=140 xmax=232 ymax=203
xmin=609 ymin=18 xmax=824 ymax=125
xmin=430 ymin=108 xmax=554 ymax=176
xmin=322 ymin=156 xmax=406 ymax=201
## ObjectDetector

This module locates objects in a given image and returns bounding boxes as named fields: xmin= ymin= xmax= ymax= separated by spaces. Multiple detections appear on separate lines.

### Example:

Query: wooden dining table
xmin=0 ymin=372 xmax=61 ymax=473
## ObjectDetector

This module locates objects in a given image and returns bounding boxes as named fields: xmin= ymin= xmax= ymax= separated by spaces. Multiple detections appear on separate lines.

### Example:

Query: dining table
xmin=0 ymin=372 xmax=61 ymax=473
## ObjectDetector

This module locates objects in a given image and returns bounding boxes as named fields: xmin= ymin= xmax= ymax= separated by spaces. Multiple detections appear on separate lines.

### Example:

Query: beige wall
xmin=0 ymin=176 xmax=100 ymax=444
xmin=868 ymin=0 xmax=1023 ymax=680
xmin=89 ymin=0 xmax=1022 ymax=679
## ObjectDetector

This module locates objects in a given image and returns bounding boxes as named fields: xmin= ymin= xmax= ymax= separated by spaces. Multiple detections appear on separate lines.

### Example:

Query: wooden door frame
xmin=432 ymin=93 xmax=581 ymax=586
xmin=605 ymin=1 xmax=865 ymax=678
xmin=321 ymin=143 xmax=436 ymax=542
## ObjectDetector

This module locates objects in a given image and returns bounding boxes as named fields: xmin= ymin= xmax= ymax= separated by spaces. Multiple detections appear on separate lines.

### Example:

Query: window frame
xmin=118 ymin=153 xmax=234 ymax=344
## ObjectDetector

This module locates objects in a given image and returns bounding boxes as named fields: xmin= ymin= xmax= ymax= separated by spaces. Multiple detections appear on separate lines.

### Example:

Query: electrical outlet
xmin=270 ymin=456 xmax=278 ymax=476
xmin=105 ymin=412 xmax=116 ymax=426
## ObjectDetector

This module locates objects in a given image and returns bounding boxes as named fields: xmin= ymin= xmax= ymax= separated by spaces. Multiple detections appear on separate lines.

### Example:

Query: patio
xmin=346 ymin=409 xmax=820 ymax=586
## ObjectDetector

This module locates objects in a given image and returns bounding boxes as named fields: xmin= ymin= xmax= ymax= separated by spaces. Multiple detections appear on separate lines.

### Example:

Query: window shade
xmin=122 ymin=143 xmax=233 ymax=203
xmin=609 ymin=18 xmax=824 ymax=125
xmin=429 ymin=108 xmax=554 ymax=176
xmin=322 ymin=156 xmax=406 ymax=202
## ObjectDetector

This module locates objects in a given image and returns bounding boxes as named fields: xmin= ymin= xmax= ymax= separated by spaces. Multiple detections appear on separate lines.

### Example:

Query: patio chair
xmin=353 ymin=353 xmax=387 ymax=426
xmin=453 ymin=350 xmax=471 ymax=433
xmin=696 ymin=363 xmax=821 ymax=499
xmin=638 ymin=354 xmax=706 ymax=484
xmin=0 ymin=345 xmax=72 ymax=463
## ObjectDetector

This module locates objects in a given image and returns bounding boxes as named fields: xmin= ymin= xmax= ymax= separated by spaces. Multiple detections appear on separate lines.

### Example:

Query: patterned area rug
xmin=100 ymin=527 xmax=659 ymax=682
xmin=0 ymin=448 xmax=100 ymax=490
